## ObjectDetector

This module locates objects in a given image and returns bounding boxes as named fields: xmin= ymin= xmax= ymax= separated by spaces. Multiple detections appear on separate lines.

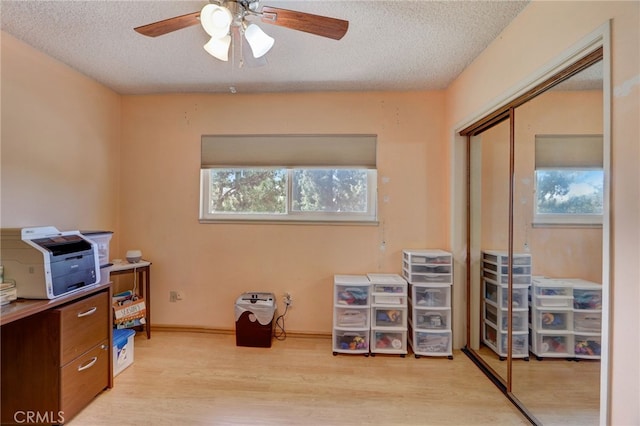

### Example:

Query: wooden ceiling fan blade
xmin=260 ymin=6 xmax=348 ymax=40
xmin=134 ymin=11 xmax=201 ymax=37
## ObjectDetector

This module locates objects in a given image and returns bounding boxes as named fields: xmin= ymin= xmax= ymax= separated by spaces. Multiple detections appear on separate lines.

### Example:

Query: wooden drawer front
xmin=57 ymin=291 xmax=109 ymax=366
xmin=61 ymin=340 xmax=109 ymax=422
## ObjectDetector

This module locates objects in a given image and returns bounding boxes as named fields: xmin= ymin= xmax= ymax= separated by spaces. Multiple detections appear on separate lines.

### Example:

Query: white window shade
xmin=535 ymin=135 xmax=603 ymax=168
xmin=201 ymin=134 xmax=377 ymax=168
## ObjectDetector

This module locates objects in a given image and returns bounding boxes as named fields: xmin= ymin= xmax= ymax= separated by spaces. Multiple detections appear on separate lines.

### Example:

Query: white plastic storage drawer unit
xmin=403 ymin=249 xmax=453 ymax=359
xmin=368 ymin=273 xmax=408 ymax=356
xmin=568 ymin=279 xmax=602 ymax=359
xmin=367 ymin=273 xmax=408 ymax=306
xmin=481 ymin=250 xmax=531 ymax=361
xmin=531 ymin=277 xmax=573 ymax=308
xmin=332 ymin=275 xmax=371 ymax=356
xmin=402 ymin=249 xmax=453 ymax=285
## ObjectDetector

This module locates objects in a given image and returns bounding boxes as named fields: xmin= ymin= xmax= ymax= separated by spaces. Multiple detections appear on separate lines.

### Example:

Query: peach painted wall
xmin=478 ymin=90 xmax=603 ymax=282
xmin=1 ymin=33 xmax=120 ymax=242
xmin=446 ymin=2 xmax=639 ymax=423
xmin=118 ymin=91 xmax=447 ymax=334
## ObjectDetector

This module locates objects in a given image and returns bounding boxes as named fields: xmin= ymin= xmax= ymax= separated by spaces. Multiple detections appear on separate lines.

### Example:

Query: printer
xmin=0 ymin=226 xmax=100 ymax=299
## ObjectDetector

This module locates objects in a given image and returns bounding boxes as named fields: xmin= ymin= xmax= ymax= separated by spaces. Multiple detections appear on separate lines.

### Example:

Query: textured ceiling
xmin=0 ymin=0 xmax=530 ymax=95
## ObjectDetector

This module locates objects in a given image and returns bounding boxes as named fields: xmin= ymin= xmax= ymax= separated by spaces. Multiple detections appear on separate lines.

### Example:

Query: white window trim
xmin=532 ymin=168 xmax=603 ymax=227
xmin=199 ymin=168 xmax=378 ymax=224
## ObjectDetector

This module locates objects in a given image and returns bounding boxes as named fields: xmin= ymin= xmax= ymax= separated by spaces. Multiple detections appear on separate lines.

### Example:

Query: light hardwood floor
xmin=69 ymin=331 xmax=529 ymax=426
xmin=476 ymin=346 xmax=600 ymax=425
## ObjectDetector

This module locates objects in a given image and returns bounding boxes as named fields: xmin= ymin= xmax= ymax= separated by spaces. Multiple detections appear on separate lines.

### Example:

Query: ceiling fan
xmin=134 ymin=0 xmax=349 ymax=62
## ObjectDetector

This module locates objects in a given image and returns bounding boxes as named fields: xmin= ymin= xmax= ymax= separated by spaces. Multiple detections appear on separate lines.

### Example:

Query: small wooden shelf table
xmin=108 ymin=260 xmax=152 ymax=339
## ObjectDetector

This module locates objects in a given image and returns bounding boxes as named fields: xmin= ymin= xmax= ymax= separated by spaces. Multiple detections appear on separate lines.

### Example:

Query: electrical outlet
xmin=283 ymin=292 xmax=293 ymax=307
xmin=169 ymin=291 xmax=178 ymax=302
xmin=176 ymin=291 xmax=185 ymax=300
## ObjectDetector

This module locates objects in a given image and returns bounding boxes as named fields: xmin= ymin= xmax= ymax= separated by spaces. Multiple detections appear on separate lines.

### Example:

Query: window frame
xmin=199 ymin=167 xmax=378 ymax=224
xmin=532 ymin=167 xmax=604 ymax=227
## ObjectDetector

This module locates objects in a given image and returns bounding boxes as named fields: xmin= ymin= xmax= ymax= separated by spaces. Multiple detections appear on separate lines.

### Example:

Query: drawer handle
xmin=77 ymin=356 xmax=98 ymax=372
xmin=77 ymin=307 xmax=97 ymax=317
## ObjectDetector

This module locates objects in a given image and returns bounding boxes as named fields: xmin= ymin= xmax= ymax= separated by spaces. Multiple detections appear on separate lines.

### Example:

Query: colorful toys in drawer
xmin=575 ymin=336 xmax=601 ymax=357
xmin=573 ymin=291 xmax=602 ymax=310
xmin=539 ymin=311 xmax=570 ymax=330
xmin=375 ymin=309 xmax=403 ymax=326
xmin=337 ymin=333 xmax=368 ymax=351
xmin=337 ymin=287 xmax=368 ymax=305
xmin=373 ymin=331 xmax=404 ymax=350
xmin=541 ymin=335 xmax=569 ymax=354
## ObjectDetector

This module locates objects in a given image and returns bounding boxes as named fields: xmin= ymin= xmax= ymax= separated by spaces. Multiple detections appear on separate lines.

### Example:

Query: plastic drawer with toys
xmin=574 ymin=334 xmax=601 ymax=359
xmin=530 ymin=330 xmax=573 ymax=359
xmin=372 ymin=306 xmax=407 ymax=329
xmin=370 ymin=330 xmax=407 ymax=356
xmin=531 ymin=307 xmax=573 ymax=332
xmin=333 ymin=330 xmax=369 ymax=355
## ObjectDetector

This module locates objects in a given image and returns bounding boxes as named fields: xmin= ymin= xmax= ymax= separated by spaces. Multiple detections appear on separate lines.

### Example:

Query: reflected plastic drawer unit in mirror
xmin=567 ymin=278 xmax=603 ymax=360
xmin=332 ymin=275 xmax=371 ymax=356
xmin=528 ymin=276 xmax=602 ymax=360
xmin=481 ymin=250 xmax=532 ymax=361
xmin=403 ymin=249 xmax=454 ymax=359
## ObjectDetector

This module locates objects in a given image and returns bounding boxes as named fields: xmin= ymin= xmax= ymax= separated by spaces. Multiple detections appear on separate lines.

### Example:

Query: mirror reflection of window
xmin=534 ymin=135 xmax=604 ymax=225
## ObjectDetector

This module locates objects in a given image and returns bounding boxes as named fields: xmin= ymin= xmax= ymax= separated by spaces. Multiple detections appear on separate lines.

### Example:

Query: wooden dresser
xmin=1 ymin=283 xmax=113 ymax=425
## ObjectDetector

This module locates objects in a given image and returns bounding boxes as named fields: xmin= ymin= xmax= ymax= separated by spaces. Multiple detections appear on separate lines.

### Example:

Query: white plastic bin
xmin=113 ymin=328 xmax=135 ymax=377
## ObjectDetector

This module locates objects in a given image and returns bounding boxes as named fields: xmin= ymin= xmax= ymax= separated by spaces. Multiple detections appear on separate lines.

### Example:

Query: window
xmin=200 ymin=135 xmax=377 ymax=223
xmin=534 ymin=135 xmax=604 ymax=225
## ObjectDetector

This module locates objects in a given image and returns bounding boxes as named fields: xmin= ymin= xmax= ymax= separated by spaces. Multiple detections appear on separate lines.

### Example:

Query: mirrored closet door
xmin=461 ymin=47 xmax=608 ymax=425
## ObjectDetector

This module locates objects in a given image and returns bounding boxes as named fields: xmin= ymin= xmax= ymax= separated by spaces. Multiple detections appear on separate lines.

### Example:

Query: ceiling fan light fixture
xmin=204 ymin=35 xmax=231 ymax=61
xmin=200 ymin=4 xmax=233 ymax=38
xmin=244 ymin=23 xmax=274 ymax=59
